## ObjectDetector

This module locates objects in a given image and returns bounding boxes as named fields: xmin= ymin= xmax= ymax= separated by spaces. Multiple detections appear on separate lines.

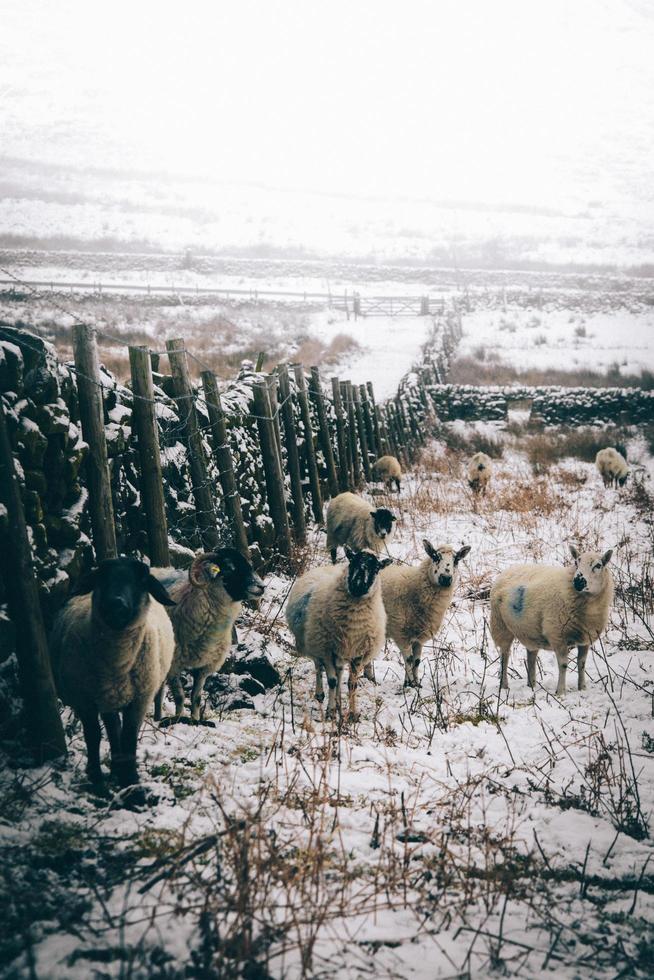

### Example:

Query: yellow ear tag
xmin=208 ymin=563 xmax=221 ymax=578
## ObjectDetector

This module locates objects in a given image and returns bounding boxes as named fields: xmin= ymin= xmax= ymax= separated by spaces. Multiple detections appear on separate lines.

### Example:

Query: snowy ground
xmin=2 ymin=425 xmax=653 ymax=978
xmin=457 ymin=307 xmax=654 ymax=377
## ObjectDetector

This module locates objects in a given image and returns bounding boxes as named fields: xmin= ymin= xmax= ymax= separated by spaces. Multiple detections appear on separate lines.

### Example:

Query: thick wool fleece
xmin=381 ymin=551 xmax=456 ymax=650
xmin=467 ymin=452 xmax=492 ymax=490
xmin=51 ymin=594 xmax=174 ymax=714
xmin=595 ymin=447 xmax=628 ymax=485
xmin=373 ymin=455 xmax=402 ymax=483
xmin=326 ymin=492 xmax=389 ymax=555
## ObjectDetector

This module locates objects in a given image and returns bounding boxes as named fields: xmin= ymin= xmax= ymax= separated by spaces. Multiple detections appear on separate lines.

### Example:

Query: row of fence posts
xmin=0 ymin=318 xmax=443 ymax=760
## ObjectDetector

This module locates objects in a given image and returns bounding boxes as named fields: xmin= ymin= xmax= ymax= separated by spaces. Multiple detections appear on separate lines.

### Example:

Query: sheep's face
xmin=423 ymin=540 xmax=472 ymax=589
xmin=371 ymin=507 xmax=397 ymax=542
xmin=82 ymin=557 xmax=176 ymax=631
xmin=195 ymin=548 xmax=265 ymax=602
xmin=344 ymin=548 xmax=392 ymax=598
xmin=570 ymin=546 xmax=613 ymax=595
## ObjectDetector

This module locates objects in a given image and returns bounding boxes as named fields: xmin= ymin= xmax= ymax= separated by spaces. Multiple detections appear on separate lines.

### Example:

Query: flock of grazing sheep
xmin=48 ymin=443 xmax=630 ymax=806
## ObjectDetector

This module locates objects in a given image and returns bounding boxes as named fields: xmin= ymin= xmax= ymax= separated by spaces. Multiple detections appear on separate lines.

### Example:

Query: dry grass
xmin=492 ymin=479 xmax=563 ymax=516
xmin=525 ymin=426 xmax=629 ymax=473
xmin=448 ymin=354 xmax=654 ymax=390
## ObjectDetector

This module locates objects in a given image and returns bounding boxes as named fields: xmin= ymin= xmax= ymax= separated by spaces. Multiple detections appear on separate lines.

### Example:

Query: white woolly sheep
xmin=286 ymin=548 xmax=392 ymax=720
xmin=381 ymin=539 xmax=471 ymax=687
xmin=467 ymin=452 xmax=493 ymax=494
xmin=50 ymin=556 xmax=176 ymax=806
xmin=372 ymin=455 xmax=402 ymax=493
xmin=326 ymin=491 xmax=397 ymax=563
xmin=595 ymin=447 xmax=629 ymax=488
xmin=490 ymin=544 xmax=614 ymax=695
xmin=152 ymin=548 xmax=265 ymax=724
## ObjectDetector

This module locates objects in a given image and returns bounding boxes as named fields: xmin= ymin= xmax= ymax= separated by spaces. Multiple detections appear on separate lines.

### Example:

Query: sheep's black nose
xmin=573 ymin=576 xmax=586 ymax=592
xmin=439 ymin=575 xmax=452 ymax=587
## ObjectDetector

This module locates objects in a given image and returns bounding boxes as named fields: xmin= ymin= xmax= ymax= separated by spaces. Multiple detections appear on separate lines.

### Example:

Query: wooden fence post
xmin=309 ymin=366 xmax=339 ymax=498
xmin=292 ymin=364 xmax=323 ymax=523
xmin=129 ymin=346 xmax=170 ymax=566
xmin=201 ymin=370 xmax=250 ymax=558
xmin=266 ymin=372 xmax=284 ymax=465
xmin=353 ymin=385 xmax=372 ymax=481
xmin=343 ymin=381 xmax=361 ymax=487
xmin=166 ymin=338 xmax=220 ymax=550
xmin=0 ymin=399 xmax=67 ymax=761
xmin=252 ymin=380 xmax=292 ymax=557
xmin=72 ymin=323 xmax=117 ymax=562
xmin=366 ymin=381 xmax=383 ymax=459
xmin=277 ymin=365 xmax=307 ymax=544
xmin=359 ymin=384 xmax=377 ymax=460
xmin=331 ymin=377 xmax=350 ymax=492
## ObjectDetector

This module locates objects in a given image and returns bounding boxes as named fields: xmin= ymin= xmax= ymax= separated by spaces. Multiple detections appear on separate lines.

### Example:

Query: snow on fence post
xmin=331 ymin=376 xmax=350 ymax=492
xmin=309 ymin=366 xmax=339 ymax=498
xmin=72 ymin=323 xmax=117 ymax=562
xmin=292 ymin=364 xmax=323 ymax=523
xmin=201 ymin=370 xmax=250 ymax=559
xmin=128 ymin=346 xmax=170 ymax=566
xmin=0 ymin=398 xmax=67 ymax=762
xmin=277 ymin=364 xmax=307 ymax=544
xmin=353 ymin=385 xmax=372 ymax=481
xmin=266 ymin=372 xmax=284 ymax=466
xmin=165 ymin=338 xmax=220 ymax=550
xmin=252 ymin=379 xmax=292 ymax=558
xmin=343 ymin=381 xmax=362 ymax=487
xmin=359 ymin=384 xmax=377 ymax=460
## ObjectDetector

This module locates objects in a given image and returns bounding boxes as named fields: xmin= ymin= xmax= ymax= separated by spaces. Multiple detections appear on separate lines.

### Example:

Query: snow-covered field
xmin=457 ymin=307 xmax=654 ymax=377
xmin=2 ymin=426 xmax=653 ymax=978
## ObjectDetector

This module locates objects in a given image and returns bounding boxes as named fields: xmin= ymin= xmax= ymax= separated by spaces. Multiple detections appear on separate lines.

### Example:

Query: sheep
xmin=595 ymin=447 xmax=629 ymax=488
xmin=372 ymin=454 xmax=402 ymax=493
xmin=490 ymin=545 xmax=614 ymax=696
xmin=151 ymin=548 xmax=265 ymax=724
xmin=49 ymin=556 xmax=176 ymax=806
xmin=326 ymin=491 xmax=397 ymax=564
xmin=286 ymin=548 xmax=392 ymax=720
xmin=380 ymin=539 xmax=471 ymax=687
xmin=467 ymin=451 xmax=493 ymax=494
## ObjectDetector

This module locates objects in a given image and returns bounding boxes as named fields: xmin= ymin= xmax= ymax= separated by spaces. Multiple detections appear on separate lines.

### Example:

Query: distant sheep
xmin=595 ymin=447 xmax=629 ymax=488
xmin=326 ymin=491 xmax=397 ymax=563
xmin=381 ymin=539 xmax=471 ymax=686
xmin=467 ymin=452 xmax=493 ymax=494
xmin=286 ymin=548 xmax=391 ymax=720
xmin=490 ymin=545 xmax=614 ymax=695
xmin=372 ymin=455 xmax=402 ymax=493
xmin=50 ymin=557 xmax=176 ymax=806
xmin=152 ymin=548 xmax=265 ymax=724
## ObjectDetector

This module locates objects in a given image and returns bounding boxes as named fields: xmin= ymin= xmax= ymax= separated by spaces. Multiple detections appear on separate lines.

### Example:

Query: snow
xmin=2 ymin=428 xmax=653 ymax=978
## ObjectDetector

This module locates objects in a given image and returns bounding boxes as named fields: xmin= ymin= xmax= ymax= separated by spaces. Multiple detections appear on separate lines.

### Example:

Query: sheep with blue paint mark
xmin=490 ymin=545 xmax=614 ymax=695
xmin=286 ymin=549 xmax=391 ymax=720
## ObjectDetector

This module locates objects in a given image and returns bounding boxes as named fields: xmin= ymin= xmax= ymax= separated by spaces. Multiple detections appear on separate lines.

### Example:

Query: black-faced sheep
xmin=372 ymin=455 xmax=402 ymax=493
xmin=380 ymin=539 xmax=471 ymax=686
xmin=490 ymin=545 xmax=614 ymax=695
xmin=152 ymin=548 xmax=265 ymax=724
xmin=50 ymin=557 xmax=176 ymax=805
xmin=286 ymin=548 xmax=392 ymax=720
xmin=326 ymin=491 xmax=397 ymax=564
xmin=595 ymin=447 xmax=629 ymax=488
xmin=467 ymin=452 xmax=493 ymax=494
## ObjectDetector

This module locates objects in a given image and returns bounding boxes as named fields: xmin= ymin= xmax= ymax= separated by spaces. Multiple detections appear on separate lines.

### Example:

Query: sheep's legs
xmin=348 ymin=659 xmax=362 ymax=722
xmin=363 ymin=661 xmax=376 ymax=684
xmin=153 ymin=685 xmax=165 ymax=722
xmin=168 ymin=674 xmax=185 ymax=720
xmin=113 ymin=699 xmax=149 ymax=806
xmin=314 ymin=661 xmax=325 ymax=703
xmin=329 ymin=547 xmax=338 ymax=564
xmin=102 ymin=712 xmax=122 ymax=774
xmin=526 ymin=650 xmax=538 ymax=689
xmin=554 ymin=648 xmax=569 ymax=696
xmin=410 ymin=641 xmax=423 ymax=687
xmin=325 ymin=659 xmax=342 ymax=720
xmin=190 ymin=667 xmax=211 ymax=722
xmin=80 ymin=709 xmax=103 ymax=786
xmin=577 ymin=645 xmax=589 ymax=691
xmin=499 ymin=645 xmax=512 ymax=690
xmin=401 ymin=646 xmax=415 ymax=687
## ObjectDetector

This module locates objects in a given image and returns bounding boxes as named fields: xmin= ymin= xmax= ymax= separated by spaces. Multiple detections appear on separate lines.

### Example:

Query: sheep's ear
xmin=147 ymin=575 xmax=176 ymax=607
xmin=600 ymin=549 xmax=613 ymax=567
xmin=569 ymin=544 xmax=580 ymax=561
xmin=344 ymin=546 xmax=356 ymax=561
xmin=454 ymin=545 xmax=472 ymax=565
xmin=378 ymin=557 xmax=393 ymax=570
xmin=206 ymin=562 xmax=222 ymax=580
xmin=390 ymin=514 xmax=397 ymax=522
xmin=73 ymin=567 xmax=98 ymax=595
xmin=423 ymin=539 xmax=439 ymax=561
